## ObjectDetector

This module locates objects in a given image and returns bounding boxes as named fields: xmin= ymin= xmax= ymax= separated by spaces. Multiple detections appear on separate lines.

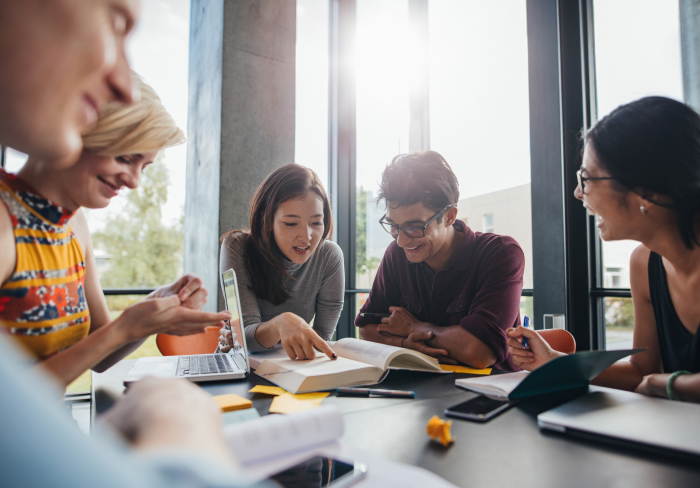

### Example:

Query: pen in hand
xmin=521 ymin=315 xmax=530 ymax=349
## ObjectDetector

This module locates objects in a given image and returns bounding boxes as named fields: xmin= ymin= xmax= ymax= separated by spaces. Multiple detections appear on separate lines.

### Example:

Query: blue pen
xmin=521 ymin=315 xmax=530 ymax=349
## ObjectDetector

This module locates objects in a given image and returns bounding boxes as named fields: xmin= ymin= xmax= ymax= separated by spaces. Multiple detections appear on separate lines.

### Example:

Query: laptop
xmin=537 ymin=386 xmax=700 ymax=460
xmin=123 ymin=268 xmax=250 ymax=384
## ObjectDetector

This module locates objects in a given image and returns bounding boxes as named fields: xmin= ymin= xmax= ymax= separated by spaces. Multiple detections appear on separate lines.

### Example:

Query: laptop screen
xmin=221 ymin=269 xmax=249 ymax=370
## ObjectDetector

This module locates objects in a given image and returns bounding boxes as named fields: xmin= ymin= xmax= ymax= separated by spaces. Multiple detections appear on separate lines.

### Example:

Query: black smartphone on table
xmin=445 ymin=395 xmax=514 ymax=422
xmin=267 ymin=456 xmax=367 ymax=488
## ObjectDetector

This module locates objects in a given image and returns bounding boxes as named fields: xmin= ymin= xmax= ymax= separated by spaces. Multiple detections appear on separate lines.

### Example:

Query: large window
xmin=592 ymin=0 xmax=684 ymax=349
xmin=349 ymin=0 xmax=533 ymax=329
xmin=296 ymin=0 xmax=330 ymax=188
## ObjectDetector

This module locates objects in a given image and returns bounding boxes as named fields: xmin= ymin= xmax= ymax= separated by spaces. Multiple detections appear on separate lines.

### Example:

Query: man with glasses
xmin=356 ymin=151 xmax=525 ymax=371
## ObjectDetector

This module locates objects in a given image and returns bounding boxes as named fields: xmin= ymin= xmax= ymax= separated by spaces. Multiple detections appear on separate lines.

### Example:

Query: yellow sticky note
xmin=249 ymin=385 xmax=287 ymax=396
xmin=268 ymin=393 xmax=327 ymax=414
xmin=440 ymin=364 xmax=492 ymax=375
xmin=213 ymin=394 xmax=252 ymax=412
xmin=291 ymin=392 xmax=330 ymax=401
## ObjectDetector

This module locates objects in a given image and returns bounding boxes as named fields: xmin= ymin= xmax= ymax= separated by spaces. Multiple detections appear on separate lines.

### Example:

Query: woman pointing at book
xmin=508 ymin=97 xmax=700 ymax=403
xmin=219 ymin=164 xmax=343 ymax=360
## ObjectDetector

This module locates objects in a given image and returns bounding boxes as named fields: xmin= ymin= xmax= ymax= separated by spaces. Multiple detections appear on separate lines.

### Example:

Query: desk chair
xmin=156 ymin=326 xmax=221 ymax=356
xmin=539 ymin=329 xmax=576 ymax=354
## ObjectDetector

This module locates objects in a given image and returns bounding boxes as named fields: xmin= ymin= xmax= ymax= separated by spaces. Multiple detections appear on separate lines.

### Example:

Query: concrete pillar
xmin=680 ymin=0 xmax=700 ymax=113
xmin=185 ymin=0 xmax=296 ymax=311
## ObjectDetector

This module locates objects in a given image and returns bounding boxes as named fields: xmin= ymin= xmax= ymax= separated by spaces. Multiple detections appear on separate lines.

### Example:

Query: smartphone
xmin=360 ymin=313 xmax=391 ymax=318
xmin=445 ymin=395 xmax=513 ymax=422
xmin=268 ymin=456 xmax=367 ymax=488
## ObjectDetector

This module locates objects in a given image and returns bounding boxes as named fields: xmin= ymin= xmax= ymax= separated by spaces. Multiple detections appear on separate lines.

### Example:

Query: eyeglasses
xmin=379 ymin=205 xmax=455 ymax=239
xmin=576 ymin=166 xmax=617 ymax=194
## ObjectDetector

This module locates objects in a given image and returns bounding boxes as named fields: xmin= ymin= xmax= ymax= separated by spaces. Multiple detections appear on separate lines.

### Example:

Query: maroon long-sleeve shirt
xmin=355 ymin=220 xmax=524 ymax=371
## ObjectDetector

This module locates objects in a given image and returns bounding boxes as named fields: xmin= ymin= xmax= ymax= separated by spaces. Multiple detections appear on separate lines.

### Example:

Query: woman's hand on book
xmin=275 ymin=312 xmax=337 ymax=361
xmin=506 ymin=326 xmax=563 ymax=371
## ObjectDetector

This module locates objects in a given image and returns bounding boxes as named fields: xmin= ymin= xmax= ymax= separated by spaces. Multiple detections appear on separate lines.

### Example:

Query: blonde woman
xmin=0 ymin=77 xmax=231 ymax=387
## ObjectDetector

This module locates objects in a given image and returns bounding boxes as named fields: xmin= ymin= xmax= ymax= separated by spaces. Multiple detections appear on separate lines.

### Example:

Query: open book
xmin=456 ymin=349 xmax=643 ymax=400
xmin=251 ymin=338 xmax=446 ymax=394
xmin=224 ymin=405 xmax=343 ymax=465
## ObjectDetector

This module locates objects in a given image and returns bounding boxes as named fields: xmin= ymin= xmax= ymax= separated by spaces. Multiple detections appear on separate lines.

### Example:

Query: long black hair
xmin=586 ymin=96 xmax=700 ymax=249
xmin=222 ymin=164 xmax=333 ymax=306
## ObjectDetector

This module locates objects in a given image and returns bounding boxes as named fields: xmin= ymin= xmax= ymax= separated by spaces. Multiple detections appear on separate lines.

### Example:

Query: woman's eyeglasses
xmin=379 ymin=205 xmax=455 ymax=239
xmin=576 ymin=166 xmax=617 ymax=194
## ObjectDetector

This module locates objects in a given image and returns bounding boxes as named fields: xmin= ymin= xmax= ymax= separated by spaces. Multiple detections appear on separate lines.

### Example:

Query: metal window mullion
xmin=329 ymin=0 xmax=357 ymax=339
xmin=408 ymin=0 xmax=430 ymax=151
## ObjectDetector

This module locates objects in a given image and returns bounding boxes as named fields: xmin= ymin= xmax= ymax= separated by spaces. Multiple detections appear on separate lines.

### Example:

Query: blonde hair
xmin=82 ymin=75 xmax=185 ymax=156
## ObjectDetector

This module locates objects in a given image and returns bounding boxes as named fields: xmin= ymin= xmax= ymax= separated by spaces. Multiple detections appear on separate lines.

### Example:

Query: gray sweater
xmin=219 ymin=233 xmax=345 ymax=352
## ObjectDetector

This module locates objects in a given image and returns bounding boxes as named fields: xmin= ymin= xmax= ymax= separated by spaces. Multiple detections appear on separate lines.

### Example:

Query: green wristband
xmin=666 ymin=370 xmax=691 ymax=401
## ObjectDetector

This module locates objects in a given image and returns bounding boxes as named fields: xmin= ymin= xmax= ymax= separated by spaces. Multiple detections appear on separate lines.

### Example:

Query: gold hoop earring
xmin=640 ymin=205 xmax=648 ymax=214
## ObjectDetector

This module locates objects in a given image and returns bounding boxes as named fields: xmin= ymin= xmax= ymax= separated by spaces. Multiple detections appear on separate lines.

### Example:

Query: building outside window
xmin=592 ymin=0 xmax=684 ymax=350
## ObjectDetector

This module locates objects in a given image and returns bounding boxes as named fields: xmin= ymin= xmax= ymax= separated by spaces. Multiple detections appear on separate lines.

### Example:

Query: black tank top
xmin=648 ymin=251 xmax=700 ymax=373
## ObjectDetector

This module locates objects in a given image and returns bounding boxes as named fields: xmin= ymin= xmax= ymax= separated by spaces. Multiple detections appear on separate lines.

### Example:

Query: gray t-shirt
xmin=219 ymin=233 xmax=345 ymax=352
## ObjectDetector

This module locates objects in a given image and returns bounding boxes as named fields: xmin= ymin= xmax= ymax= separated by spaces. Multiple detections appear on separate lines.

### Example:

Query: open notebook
xmin=455 ymin=349 xmax=643 ymax=400
xmin=251 ymin=338 xmax=447 ymax=394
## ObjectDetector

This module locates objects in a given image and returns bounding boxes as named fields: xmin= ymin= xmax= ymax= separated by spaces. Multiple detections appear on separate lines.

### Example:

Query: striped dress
xmin=0 ymin=169 xmax=90 ymax=360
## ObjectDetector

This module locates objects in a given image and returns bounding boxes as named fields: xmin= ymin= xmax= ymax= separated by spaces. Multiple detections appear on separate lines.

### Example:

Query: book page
xmin=455 ymin=371 xmax=529 ymax=399
xmin=332 ymin=338 xmax=403 ymax=369
xmin=334 ymin=338 xmax=443 ymax=372
xmin=255 ymin=356 xmax=378 ymax=393
xmin=224 ymin=406 xmax=343 ymax=465
xmin=248 ymin=346 xmax=289 ymax=369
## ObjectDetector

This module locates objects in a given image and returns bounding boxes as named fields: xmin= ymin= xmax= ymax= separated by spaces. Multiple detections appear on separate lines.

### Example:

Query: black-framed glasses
xmin=379 ymin=204 xmax=455 ymax=239
xmin=576 ymin=166 xmax=617 ymax=194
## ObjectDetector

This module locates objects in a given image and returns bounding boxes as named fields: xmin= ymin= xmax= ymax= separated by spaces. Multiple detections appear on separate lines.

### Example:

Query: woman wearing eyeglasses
xmin=508 ymin=96 xmax=700 ymax=403
xmin=218 ymin=164 xmax=343 ymax=361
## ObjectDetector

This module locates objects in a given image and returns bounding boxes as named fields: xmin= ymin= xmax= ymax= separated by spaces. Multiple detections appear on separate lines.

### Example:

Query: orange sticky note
xmin=213 ymin=394 xmax=252 ymax=412
xmin=249 ymin=385 xmax=286 ymax=396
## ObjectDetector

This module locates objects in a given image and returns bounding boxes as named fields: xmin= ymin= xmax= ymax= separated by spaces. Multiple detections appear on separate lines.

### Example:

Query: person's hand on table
xmin=115 ymin=295 xmax=231 ymax=342
xmin=147 ymin=273 xmax=208 ymax=310
xmin=274 ymin=312 xmax=337 ymax=361
xmin=635 ymin=373 xmax=669 ymax=398
xmin=101 ymin=377 xmax=233 ymax=463
xmin=376 ymin=306 xmax=423 ymax=337
xmin=506 ymin=326 xmax=564 ymax=371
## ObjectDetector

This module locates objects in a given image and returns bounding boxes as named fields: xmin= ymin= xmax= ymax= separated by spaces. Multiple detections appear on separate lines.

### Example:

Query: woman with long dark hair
xmin=219 ymin=164 xmax=344 ymax=360
xmin=508 ymin=96 xmax=700 ymax=403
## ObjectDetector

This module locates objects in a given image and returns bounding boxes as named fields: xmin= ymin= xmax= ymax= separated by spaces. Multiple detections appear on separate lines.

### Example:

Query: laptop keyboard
xmin=177 ymin=354 xmax=234 ymax=376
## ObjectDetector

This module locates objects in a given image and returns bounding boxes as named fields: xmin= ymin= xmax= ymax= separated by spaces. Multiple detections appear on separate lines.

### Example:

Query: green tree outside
xmin=356 ymin=186 xmax=380 ymax=281
xmin=67 ymin=157 xmax=182 ymax=393
xmin=92 ymin=155 xmax=183 ymax=310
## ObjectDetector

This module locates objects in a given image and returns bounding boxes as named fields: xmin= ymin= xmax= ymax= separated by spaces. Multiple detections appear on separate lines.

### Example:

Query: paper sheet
xmin=222 ymin=408 xmax=260 ymax=426
xmin=268 ymin=392 xmax=330 ymax=414
xmin=439 ymin=364 xmax=492 ymax=375
xmin=249 ymin=385 xmax=286 ymax=396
